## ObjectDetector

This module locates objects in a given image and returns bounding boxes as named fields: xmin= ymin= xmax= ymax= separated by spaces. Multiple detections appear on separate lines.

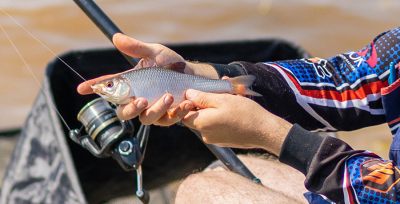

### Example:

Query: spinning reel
xmin=69 ymin=98 xmax=150 ymax=203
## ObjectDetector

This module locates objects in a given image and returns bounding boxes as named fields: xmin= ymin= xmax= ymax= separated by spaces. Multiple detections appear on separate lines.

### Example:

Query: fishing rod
xmin=71 ymin=0 xmax=260 ymax=203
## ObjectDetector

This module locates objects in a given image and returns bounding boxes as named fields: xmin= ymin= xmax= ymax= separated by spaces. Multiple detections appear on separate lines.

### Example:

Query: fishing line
xmin=0 ymin=24 xmax=72 ymax=131
xmin=0 ymin=7 xmax=87 ymax=82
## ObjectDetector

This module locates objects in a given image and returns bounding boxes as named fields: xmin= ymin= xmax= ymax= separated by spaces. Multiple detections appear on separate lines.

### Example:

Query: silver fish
xmin=92 ymin=62 xmax=261 ymax=106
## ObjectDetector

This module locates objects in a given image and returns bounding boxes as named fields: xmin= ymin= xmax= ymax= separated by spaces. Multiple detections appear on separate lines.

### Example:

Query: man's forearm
xmin=277 ymin=124 xmax=400 ymax=203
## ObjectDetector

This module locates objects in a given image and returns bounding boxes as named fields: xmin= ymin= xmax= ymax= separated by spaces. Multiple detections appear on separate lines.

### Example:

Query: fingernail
xmin=164 ymin=95 xmax=173 ymax=104
xmin=136 ymin=99 xmax=146 ymax=109
xmin=186 ymin=89 xmax=198 ymax=100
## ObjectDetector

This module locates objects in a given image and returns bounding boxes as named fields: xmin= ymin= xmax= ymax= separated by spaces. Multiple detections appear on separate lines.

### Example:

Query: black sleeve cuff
xmin=278 ymin=124 xmax=324 ymax=175
xmin=206 ymin=63 xmax=247 ymax=78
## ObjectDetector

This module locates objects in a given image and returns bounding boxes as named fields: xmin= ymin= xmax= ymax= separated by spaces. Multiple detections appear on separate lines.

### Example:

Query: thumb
xmin=112 ymin=33 xmax=154 ymax=58
xmin=185 ymin=89 xmax=220 ymax=109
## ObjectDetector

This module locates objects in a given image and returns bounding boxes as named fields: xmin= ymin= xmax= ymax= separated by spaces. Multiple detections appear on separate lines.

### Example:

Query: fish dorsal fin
xmin=163 ymin=62 xmax=186 ymax=73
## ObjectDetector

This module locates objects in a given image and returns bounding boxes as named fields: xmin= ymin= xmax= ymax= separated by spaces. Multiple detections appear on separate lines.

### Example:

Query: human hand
xmin=182 ymin=89 xmax=293 ymax=155
xmin=77 ymin=33 xmax=219 ymax=95
xmin=76 ymin=33 xmax=208 ymax=125
xmin=77 ymin=33 xmax=188 ymax=95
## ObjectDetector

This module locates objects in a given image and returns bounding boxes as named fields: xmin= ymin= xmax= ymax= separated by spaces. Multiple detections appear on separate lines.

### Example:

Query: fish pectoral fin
xmin=163 ymin=62 xmax=186 ymax=73
xmin=166 ymin=108 xmax=176 ymax=117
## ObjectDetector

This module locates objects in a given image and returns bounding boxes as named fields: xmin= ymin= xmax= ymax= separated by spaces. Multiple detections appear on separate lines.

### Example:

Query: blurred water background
xmin=0 ymin=0 xmax=399 ymax=184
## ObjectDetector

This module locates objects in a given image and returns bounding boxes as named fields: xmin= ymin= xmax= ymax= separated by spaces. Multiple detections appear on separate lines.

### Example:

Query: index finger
xmin=77 ymin=74 xmax=115 ymax=95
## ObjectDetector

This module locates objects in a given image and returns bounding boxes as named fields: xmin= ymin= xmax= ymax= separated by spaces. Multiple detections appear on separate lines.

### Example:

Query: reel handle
xmin=137 ymin=190 xmax=150 ymax=204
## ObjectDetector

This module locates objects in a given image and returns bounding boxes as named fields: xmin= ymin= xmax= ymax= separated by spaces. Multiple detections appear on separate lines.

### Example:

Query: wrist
xmin=260 ymin=115 xmax=293 ymax=156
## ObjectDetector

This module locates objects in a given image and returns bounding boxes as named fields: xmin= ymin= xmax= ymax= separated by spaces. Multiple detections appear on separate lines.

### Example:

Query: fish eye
xmin=105 ymin=81 xmax=114 ymax=88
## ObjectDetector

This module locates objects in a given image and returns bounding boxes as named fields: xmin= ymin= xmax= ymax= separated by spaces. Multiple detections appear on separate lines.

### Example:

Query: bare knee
xmin=176 ymin=169 xmax=307 ymax=204
xmin=175 ymin=155 xmax=308 ymax=204
xmin=235 ymin=154 xmax=308 ymax=201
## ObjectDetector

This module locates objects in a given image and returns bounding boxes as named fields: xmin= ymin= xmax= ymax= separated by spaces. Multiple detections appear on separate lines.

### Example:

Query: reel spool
xmin=70 ymin=98 xmax=135 ymax=158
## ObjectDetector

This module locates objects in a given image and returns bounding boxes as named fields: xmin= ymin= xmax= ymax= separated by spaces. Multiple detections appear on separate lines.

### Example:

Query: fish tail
xmin=228 ymin=75 xmax=262 ymax=96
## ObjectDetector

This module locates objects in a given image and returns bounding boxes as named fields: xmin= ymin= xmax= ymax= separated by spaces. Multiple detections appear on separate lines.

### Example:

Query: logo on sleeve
xmin=301 ymin=57 xmax=332 ymax=79
xmin=360 ymin=159 xmax=400 ymax=193
xmin=336 ymin=42 xmax=377 ymax=71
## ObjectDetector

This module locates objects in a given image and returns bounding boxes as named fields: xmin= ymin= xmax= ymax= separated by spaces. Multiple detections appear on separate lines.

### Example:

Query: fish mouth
xmin=91 ymin=85 xmax=102 ymax=93
xmin=91 ymin=84 xmax=113 ymax=101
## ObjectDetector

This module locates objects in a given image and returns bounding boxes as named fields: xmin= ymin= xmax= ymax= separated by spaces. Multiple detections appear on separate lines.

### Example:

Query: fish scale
xmin=121 ymin=68 xmax=232 ymax=107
